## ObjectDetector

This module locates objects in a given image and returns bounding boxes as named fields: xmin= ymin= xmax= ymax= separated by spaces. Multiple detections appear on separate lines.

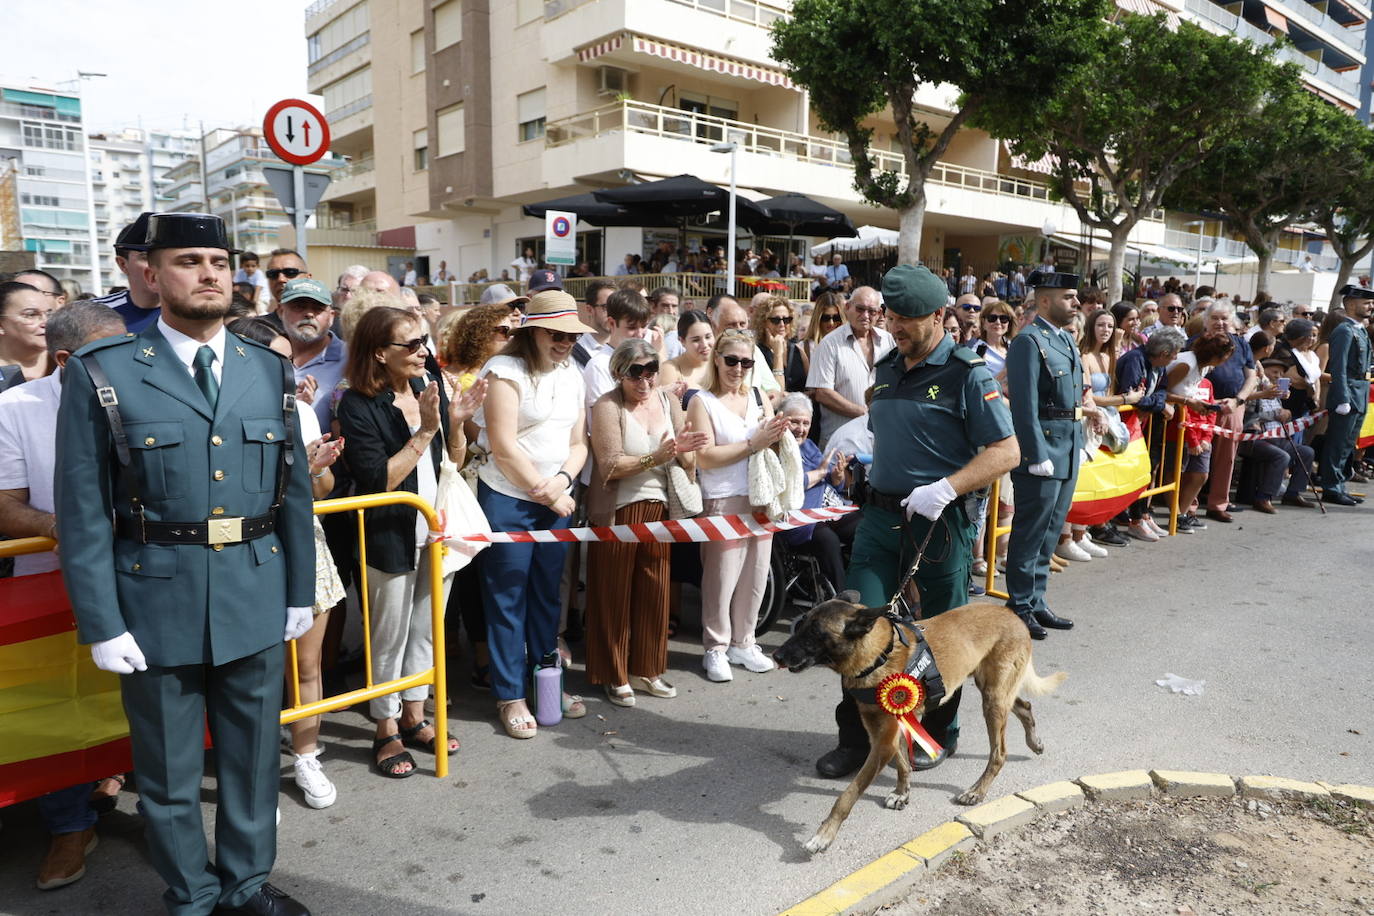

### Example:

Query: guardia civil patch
xmin=983 ymin=389 xmax=1001 ymax=401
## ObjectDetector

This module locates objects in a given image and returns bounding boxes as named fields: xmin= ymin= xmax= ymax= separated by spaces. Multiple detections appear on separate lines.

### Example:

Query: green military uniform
xmin=831 ymin=265 xmax=1014 ymax=757
xmin=55 ymin=215 xmax=313 ymax=915
xmin=1004 ymin=274 xmax=1085 ymax=636
xmin=1319 ymin=289 xmax=1372 ymax=502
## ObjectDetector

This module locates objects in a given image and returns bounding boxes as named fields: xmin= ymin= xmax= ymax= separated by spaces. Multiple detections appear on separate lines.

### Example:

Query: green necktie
xmin=193 ymin=345 xmax=219 ymax=410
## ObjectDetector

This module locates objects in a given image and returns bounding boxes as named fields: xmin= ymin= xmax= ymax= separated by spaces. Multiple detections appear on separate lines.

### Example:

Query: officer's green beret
xmin=880 ymin=264 xmax=947 ymax=318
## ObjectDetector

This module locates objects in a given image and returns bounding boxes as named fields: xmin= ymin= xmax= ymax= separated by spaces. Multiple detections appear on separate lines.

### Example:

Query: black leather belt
xmin=115 ymin=511 xmax=276 ymax=546
xmin=1040 ymin=406 xmax=1083 ymax=420
xmin=868 ymin=489 xmax=906 ymax=514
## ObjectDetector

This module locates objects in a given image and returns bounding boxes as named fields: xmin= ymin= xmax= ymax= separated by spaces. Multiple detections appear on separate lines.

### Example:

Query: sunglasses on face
xmin=853 ymin=307 xmax=882 ymax=316
xmin=819 ymin=313 xmax=842 ymax=324
xmin=984 ymin=314 xmax=1010 ymax=324
xmin=624 ymin=360 xmax=660 ymax=380
xmin=1166 ymin=306 xmax=1185 ymax=314
xmin=721 ymin=354 xmax=756 ymax=369
xmin=767 ymin=315 xmax=794 ymax=325
xmin=541 ymin=329 xmax=577 ymax=344
xmin=386 ymin=337 xmax=427 ymax=354
xmin=960 ymin=304 xmax=982 ymax=312
xmin=1295 ymin=311 xmax=1313 ymax=317
xmin=266 ymin=267 xmax=304 ymax=280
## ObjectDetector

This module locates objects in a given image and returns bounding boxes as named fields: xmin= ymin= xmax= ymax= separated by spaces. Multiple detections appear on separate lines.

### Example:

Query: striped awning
xmin=1114 ymin=0 xmax=1181 ymax=26
xmin=575 ymin=32 xmax=798 ymax=90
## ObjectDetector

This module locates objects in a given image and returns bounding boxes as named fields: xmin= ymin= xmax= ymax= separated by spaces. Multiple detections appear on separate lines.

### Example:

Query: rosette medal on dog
xmin=875 ymin=671 xmax=942 ymax=761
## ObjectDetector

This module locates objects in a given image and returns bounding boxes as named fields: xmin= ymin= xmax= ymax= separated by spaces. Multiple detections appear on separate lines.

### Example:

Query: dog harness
xmin=844 ymin=616 xmax=946 ymax=714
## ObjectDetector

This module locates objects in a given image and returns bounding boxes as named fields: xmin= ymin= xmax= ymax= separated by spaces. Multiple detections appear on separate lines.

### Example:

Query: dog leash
xmin=886 ymin=516 xmax=943 ymax=618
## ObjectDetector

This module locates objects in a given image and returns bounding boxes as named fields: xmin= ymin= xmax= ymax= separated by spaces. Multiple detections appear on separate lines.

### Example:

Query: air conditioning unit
xmin=597 ymin=66 xmax=629 ymax=97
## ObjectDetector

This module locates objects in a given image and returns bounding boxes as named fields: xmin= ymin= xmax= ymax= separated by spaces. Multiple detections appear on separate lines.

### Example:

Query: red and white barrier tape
xmin=1183 ymin=409 xmax=1326 ymax=442
xmin=455 ymin=505 xmax=858 ymax=545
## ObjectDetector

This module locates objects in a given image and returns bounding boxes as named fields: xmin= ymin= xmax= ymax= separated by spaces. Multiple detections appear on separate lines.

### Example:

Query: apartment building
xmin=88 ymin=127 xmax=198 ymax=289
xmin=0 ymin=84 xmax=100 ymax=294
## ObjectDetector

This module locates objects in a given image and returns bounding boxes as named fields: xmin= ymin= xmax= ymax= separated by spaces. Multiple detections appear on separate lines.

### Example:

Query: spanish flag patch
xmin=983 ymin=390 xmax=1001 ymax=401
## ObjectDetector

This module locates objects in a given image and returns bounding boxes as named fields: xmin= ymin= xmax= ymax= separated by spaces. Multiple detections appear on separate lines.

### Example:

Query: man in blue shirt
xmin=91 ymin=212 xmax=161 ymax=333
xmin=824 ymin=254 xmax=851 ymax=292
xmin=278 ymin=277 xmax=347 ymax=431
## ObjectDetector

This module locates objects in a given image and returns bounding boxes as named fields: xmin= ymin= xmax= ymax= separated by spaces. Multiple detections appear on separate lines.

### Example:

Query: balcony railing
xmin=335 ymin=156 xmax=375 ymax=180
xmin=308 ymin=32 xmax=370 ymax=76
xmin=1163 ymin=228 xmax=1341 ymax=268
xmin=326 ymin=95 xmax=373 ymax=124
xmin=547 ymin=100 xmax=1063 ymax=207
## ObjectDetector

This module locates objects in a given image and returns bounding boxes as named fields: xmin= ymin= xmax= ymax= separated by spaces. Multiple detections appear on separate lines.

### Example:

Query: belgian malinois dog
xmin=774 ymin=593 xmax=1067 ymax=854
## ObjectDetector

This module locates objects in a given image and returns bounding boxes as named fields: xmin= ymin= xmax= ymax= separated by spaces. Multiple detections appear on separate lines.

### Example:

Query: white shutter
xmin=436 ymin=105 xmax=464 ymax=157
xmin=516 ymin=87 xmax=546 ymax=125
xmin=434 ymin=0 xmax=463 ymax=50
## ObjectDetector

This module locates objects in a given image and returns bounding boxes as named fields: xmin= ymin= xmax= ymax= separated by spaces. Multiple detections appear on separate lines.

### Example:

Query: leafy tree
xmin=1309 ymin=127 xmax=1374 ymax=308
xmin=973 ymin=14 xmax=1280 ymax=303
xmin=1166 ymin=75 xmax=1360 ymax=297
xmin=771 ymin=0 xmax=1109 ymax=264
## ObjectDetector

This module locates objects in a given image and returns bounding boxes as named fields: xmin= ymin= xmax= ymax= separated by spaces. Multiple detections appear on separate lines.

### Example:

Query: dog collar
xmin=845 ymin=618 xmax=945 ymax=711
xmin=851 ymin=625 xmax=897 ymax=681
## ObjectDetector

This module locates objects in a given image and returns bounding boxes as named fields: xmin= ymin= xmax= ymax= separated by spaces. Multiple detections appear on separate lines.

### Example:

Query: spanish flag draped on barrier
xmin=0 ymin=569 xmax=132 ymax=808
xmin=1065 ymin=421 xmax=1152 ymax=527
xmin=1358 ymin=388 xmax=1374 ymax=449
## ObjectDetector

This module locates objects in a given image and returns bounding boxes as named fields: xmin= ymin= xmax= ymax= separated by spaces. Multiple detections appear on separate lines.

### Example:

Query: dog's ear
xmin=837 ymin=589 xmax=862 ymax=605
xmin=842 ymin=605 xmax=886 ymax=641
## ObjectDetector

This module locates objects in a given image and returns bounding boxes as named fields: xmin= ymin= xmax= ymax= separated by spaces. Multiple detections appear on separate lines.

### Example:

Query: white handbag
xmin=435 ymin=455 xmax=491 ymax=575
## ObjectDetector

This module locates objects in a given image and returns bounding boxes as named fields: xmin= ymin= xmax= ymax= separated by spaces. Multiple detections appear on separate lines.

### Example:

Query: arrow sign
xmin=263 ymin=98 xmax=330 ymax=166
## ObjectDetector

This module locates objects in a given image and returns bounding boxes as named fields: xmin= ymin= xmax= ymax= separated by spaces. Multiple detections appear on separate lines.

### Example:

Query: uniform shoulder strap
xmin=951 ymin=346 xmax=985 ymax=369
xmin=81 ymin=350 xmax=144 ymax=517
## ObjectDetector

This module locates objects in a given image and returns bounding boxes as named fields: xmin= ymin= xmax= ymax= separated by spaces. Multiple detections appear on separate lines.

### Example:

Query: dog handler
xmin=816 ymin=264 xmax=1019 ymax=779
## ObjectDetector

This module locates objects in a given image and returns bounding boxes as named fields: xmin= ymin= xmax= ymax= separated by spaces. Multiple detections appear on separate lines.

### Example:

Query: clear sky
xmin=2 ymin=0 xmax=316 ymax=136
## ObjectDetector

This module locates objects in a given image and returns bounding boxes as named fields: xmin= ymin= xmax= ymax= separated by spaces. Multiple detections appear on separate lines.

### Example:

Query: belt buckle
xmin=1073 ymin=407 xmax=1084 ymax=421
xmin=207 ymin=516 xmax=244 ymax=545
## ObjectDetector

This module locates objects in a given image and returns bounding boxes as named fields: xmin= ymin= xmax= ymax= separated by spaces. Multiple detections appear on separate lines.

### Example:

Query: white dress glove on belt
xmin=285 ymin=606 xmax=314 ymax=641
xmin=91 ymin=631 xmax=148 ymax=674
xmin=1027 ymin=459 xmax=1055 ymax=477
xmin=1335 ymin=403 xmax=1352 ymax=416
xmin=901 ymin=477 xmax=957 ymax=521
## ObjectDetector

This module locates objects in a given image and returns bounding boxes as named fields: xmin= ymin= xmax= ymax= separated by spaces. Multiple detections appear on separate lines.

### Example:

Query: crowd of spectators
xmin=2 ymin=234 xmax=1370 ymax=892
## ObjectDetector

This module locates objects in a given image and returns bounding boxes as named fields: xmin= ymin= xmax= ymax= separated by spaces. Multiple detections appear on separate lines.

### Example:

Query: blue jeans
xmin=37 ymin=782 xmax=96 ymax=834
xmin=477 ymin=482 xmax=572 ymax=702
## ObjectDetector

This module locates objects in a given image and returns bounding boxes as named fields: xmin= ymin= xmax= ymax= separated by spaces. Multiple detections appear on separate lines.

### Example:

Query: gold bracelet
xmin=639 ymin=453 xmax=655 ymax=471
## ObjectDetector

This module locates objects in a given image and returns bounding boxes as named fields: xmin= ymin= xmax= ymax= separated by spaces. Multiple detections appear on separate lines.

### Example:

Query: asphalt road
xmin=2 ymin=502 xmax=1371 ymax=916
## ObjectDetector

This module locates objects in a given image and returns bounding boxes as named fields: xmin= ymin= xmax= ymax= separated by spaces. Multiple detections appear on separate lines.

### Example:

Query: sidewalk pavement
xmin=0 ymin=504 xmax=1370 ymax=915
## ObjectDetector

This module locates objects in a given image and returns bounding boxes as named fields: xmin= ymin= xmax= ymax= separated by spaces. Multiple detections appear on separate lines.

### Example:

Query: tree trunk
xmin=1330 ymin=258 xmax=1355 ymax=311
xmin=1253 ymin=229 xmax=1279 ymax=298
xmin=1104 ymin=226 xmax=1131 ymax=305
xmin=897 ymin=193 xmax=926 ymax=266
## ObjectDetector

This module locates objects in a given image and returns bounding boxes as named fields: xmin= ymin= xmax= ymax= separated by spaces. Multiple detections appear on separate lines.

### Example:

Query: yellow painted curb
xmin=900 ymin=820 xmax=976 ymax=867
xmin=1318 ymin=782 xmax=1374 ymax=807
xmin=778 ymin=848 xmax=923 ymax=916
xmin=1150 ymin=769 xmax=1236 ymax=797
xmin=956 ymin=794 xmax=1038 ymax=839
xmin=1238 ymin=774 xmax=1330 ymax=801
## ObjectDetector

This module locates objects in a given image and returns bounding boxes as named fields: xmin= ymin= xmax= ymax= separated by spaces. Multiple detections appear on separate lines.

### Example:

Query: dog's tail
xmin=1017 ymin=659 xmax=1068 ymax=698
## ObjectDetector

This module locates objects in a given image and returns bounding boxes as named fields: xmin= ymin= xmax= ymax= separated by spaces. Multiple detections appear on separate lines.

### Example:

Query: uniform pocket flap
xmin=251 ymin=535 xmax=283 ymax=566
xmin=242 ymin=417 xmax=287 ymax=444
xmin=126 ymin=421 xmax=185 ymax=449
xmin=114 ymin=541 xmax=178 ymax=578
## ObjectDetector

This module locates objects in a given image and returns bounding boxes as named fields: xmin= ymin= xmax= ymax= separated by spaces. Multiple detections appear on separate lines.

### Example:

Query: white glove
xmin=1028 ymin=459 xmax=1055 ymax=477
xmin=1336 ymin=403 xmax=1352 ymax=416
xmin=91 ymin=631 xmax=147 ymax=674
xmin=284 ymin=606 xmax=314 ymax=642
xmin=901 ymin=477 xmax=957 ymax=521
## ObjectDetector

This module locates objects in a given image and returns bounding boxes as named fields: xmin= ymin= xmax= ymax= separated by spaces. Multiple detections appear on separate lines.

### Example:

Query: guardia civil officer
xmin=1004 ymin=270 xmax=1084 ymax=640
xmin=1319 ymin=284 xmax=1373 ymax=506
xmin=55 ymin=213 xmax=314 ymax=916
xmin=90 ymin=211 xmax=162 ymax=333
xmin=814 ymin=265 xmax=1019 ymax=779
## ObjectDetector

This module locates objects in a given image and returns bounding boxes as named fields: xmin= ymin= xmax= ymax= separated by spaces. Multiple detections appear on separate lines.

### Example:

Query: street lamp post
xmin=711 ymin=140 xmax=738 ymax=298
xmin=1183 ymin=219 xmax=1206 ymax=290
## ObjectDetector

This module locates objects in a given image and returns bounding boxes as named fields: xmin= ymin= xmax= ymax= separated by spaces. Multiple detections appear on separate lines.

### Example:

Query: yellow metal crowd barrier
xmin=0 ymin=490 xmax=450 ymax=779
xmin=981 ymin=406 xmax=1189 ymax=601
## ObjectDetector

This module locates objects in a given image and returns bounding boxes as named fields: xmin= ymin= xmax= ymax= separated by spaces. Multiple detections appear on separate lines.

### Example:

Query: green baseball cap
xmin=881 ymin=264 xmax=947 ymax=318
xmin=280 ymin=276 xmax=332 ymax=308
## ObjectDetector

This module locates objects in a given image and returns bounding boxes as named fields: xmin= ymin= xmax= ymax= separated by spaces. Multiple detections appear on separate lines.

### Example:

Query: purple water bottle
xmin=533 ymin=651 xmax=563 ymax=726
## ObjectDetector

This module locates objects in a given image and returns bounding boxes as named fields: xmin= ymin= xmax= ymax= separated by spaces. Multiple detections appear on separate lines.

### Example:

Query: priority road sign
xmin=263 ymin=98 xmax=331 ymax=166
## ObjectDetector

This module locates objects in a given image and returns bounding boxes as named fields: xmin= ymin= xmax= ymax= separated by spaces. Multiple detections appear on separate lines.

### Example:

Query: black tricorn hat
xmin=1338 ymin=284 xmax=1374 ymax=300
xmin=115 ymin=212 xmax=154 ymax=252
xmin=144 ymin=212 xmax=239 ymax=254
xmin=1027 ymin=269 xmax=1080 ymax=291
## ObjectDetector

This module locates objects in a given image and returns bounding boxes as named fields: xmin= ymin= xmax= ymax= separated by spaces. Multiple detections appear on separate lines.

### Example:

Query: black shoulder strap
xmin=82 ymin=352 xmax=143 ymax=519
xmin=273 ymin=355 xmax=297 ymax=511
xmin=0 ymin=365 xmax=24 ymax=392
xmin=752 ymin=386 xmax=763 ymax=407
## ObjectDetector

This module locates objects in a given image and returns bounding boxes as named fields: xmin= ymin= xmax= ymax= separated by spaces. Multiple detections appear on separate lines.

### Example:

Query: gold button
xmin=271 ymin=546 xmax=278 ymax=554
xmin=266 ymin=432 xmax=275 ymax=441
xmin=213 ymin=544 xmax=224 ymax=552
xmin=213 ymin=470 xmax=225 ymax=481
xmin=211 ymin=507 xmax=225 ymax=516
xmin=211 ymin=435 xmax=223 ymax=446
xmin=144 ymin=437 xmax=156 ymax=446
xmin=132 ymin=563 xmax=141 ymax=571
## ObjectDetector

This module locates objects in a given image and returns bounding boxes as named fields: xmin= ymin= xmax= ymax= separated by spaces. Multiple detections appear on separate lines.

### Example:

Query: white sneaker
xmin=1054 ymin=539 xmax=1092 ymax=562
xmin=1078 ymin=538 xmax=1108 ymax=558
xmin=292 ymin=753 xmax=337 ymax=809
xmin=1145 ymin=517 xmax=1169 ymax=537
xmin=726 ymin=644 xmax=776 ymax=673
xmin=1126 ymin=520 xmax=1159 ymax=542
xmin=703 ymin=649 xmax=733 ymax=682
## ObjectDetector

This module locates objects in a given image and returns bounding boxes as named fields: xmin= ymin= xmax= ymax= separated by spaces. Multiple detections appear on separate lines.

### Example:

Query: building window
xmin=516 ymin=0 xmax=542 ymax=24
xmin=322 ymin=66 xmax=372 ymax=119
xmin=411 ymin=30 xmax=426 ymax=73
xmin=436 ymin=105 xmax=464 ymax=157
xmin=308 ymin=2 xmax=368 ymax=64
xmin=414 ymin=128 xmax=429 ymax=170
xmin=434 ymin=0 xmax=462 ymax=50
xmin=517 ymin=88 xmax=546 ymax=143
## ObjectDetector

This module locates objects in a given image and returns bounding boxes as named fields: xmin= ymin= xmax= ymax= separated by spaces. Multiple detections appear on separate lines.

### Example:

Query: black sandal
xmin=372 ymin=734 xmax=415 ymax=778
xmin=399 ymin=719 xmax=459 ymax=755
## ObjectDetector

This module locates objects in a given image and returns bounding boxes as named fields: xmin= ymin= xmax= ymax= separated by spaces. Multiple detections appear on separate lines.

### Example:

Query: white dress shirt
xmin=158 ymin=316 xmax=226 ymax=384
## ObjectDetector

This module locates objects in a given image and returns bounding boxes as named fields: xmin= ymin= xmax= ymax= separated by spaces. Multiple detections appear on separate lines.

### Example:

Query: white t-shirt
xmin=826 ymin=412 xmax=874 ymax=461
xmin=475 ymin=355 xmax=585 ymax=501
xmin=0 ymin=371 xmax=62 ymax=576
xmin=695 ymin=389 xmax=763 ymax=499
xmin=1167 ymin=352 xmax=1208 ymax=399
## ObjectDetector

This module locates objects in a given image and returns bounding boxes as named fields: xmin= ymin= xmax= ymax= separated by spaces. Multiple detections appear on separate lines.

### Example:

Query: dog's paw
xmin=884 ymin=792 xmax=909 ymax=810
xmin=1029 ymin=741 xmax=1044 ymax=755
xmin=802 ymin=834 xmax=831 ymax=855
xmin=953 ymin=790 xmax=984 ymax=806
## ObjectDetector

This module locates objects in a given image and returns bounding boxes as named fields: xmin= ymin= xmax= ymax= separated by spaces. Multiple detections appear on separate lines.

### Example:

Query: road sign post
xmin=263 ymin=99 xmax=331 ymax=264
xmin=545 ymin=210 xmax=577 ymax=269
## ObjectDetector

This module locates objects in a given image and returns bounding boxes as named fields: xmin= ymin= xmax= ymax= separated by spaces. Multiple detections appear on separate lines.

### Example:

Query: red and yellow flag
xmin=1066 ymin=424 xmax=1151 ymax=527
xmin=0 ymin=570 xmax=131 ymax=807
xmin=1357 ymin=389 xmax=1374 ymax=449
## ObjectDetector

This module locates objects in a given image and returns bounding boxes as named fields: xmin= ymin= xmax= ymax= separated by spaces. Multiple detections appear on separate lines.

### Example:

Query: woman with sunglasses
xmin=686 ymin=329 xmax=790 ymax=682
xmin=585 ymin=340 xmax=709 ymax=707
xmin=336 ymin=307 xmax=487 ymax=775
xmin=474 ymin=290 xmax=594 ymax=738
xmin=658 ymin=309 xmax=715 ymax=403
xmin=750 ymin=295 xmax=807 ymax=393
xmin=803 ymin=290 xmax=845 ymax=361
xmin=971 ymin=300 xmax=1018 ymax=574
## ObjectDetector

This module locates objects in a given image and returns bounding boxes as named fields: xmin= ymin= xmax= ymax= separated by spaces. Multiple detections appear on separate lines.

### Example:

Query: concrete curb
xmin=778 ymin=771 xmax=1374 ymax=916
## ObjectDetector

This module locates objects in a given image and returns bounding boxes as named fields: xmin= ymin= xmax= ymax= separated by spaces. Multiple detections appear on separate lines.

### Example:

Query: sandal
xmin=90 ymin=774 xmax=125 ymax=814
xmin=497 ymin=700 xmax=538 ymax=739
xmin=561 ymin=692 xmax=587 ymax=719
xmin=399 ymin=719 xmax=459 ymax=755
xmin=372 ymin=734 xmax=416 ymax=778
